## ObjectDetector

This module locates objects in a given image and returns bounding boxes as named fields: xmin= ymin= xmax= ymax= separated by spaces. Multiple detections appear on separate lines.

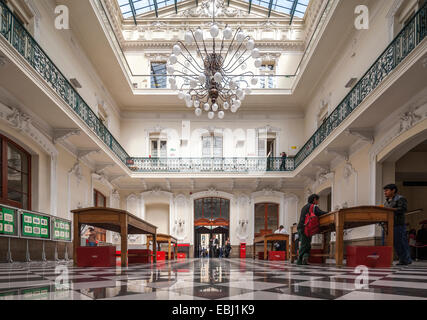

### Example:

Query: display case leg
xmin=64 ymin=244 xmax=69 ymax=261
xmin=6 ymin=238 xmax=13 ymax=263
xmin=41 ymin=241 xmax=47 ymax=262
xmin=25 ymin=240 xmax=31 ymax=262
xmin=54 ymin=242 xmax=59 ymax=262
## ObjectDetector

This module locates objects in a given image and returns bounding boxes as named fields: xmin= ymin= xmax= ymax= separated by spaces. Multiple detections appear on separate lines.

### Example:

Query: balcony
xmin=127 ymin=157 xmax=295 ymax=173
xmin=0 ymin=0 xmax=425 ymax=175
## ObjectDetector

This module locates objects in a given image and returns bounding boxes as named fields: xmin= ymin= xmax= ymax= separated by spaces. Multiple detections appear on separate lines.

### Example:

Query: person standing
xmin=384 ymin=184 xmax=412 ymax=266
xmin=296 ymin=194 xmax=328 ymax=265
xmin=280 ymin=152 xmax=287 ymax=171
xmin=224 ymin=238 xmax=231 ymax=258
xmin=85 ymin=227 xmax=97 ymax=247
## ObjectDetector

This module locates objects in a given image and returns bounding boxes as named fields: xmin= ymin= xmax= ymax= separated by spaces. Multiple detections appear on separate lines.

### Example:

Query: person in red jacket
xmin=296 ymin=194 xmax=328 ymax=265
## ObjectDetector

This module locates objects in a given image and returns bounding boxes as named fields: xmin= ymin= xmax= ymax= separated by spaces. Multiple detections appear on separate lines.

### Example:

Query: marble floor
xmin=0 ymin=258 xmax=426 ymax=300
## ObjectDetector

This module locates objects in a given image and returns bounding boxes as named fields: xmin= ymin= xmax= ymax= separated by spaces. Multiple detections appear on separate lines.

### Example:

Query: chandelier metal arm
xmin=223 ymin=35 xmax=251 ymax=70
xmin=176 ymin=40 xmax=205 ymax=72
xmin=218 ymin=24 xmax=227 ymax=57
xmin=224 ymin=52 xmax=252 ymax=74
xmin=174 ymin=69 xmax=198 ymax=78
xmin=175 ymin=60 xmax=202 ymax=76
xmin=221 ymin=26 xmax=242 ymax=66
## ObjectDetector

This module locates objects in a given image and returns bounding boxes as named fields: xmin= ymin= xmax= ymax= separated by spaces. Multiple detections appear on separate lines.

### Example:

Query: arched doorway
xmin=381 ymin=136 xmax=427 ymax=260
xmin=194 ymin=197 xmax=230 ymax=258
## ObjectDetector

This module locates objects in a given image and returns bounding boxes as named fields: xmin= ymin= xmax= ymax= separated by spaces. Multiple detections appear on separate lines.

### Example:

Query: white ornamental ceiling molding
xmin=123 ymin=41 xmax=304 ymax=51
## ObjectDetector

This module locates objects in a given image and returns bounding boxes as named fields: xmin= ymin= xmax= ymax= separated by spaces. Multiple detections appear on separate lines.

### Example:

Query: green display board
xmin=21 ymin=211 xmax=50 ymax=239
xmin=0 ymin=206 xmax=17 ymax=236
xmin=52 ymin=218 xmax=71 ymax=241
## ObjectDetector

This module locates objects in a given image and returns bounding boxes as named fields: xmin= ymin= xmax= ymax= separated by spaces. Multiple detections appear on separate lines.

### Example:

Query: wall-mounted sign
xmin=0 ymin=205 xmax=17 ymax=237
xmin=52 ymin=218 xmax=72 ymax=242
xmin=21 ymin=211 xmax=50 ymax=239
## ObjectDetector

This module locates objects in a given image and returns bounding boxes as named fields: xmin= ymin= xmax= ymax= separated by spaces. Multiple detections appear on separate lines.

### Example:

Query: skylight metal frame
xmin=118 ymin=0 xmax=309 ymax=23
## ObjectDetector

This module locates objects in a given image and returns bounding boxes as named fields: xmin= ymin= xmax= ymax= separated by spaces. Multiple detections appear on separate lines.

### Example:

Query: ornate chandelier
xmin=167 ymin=0 xmax=262 ymax=120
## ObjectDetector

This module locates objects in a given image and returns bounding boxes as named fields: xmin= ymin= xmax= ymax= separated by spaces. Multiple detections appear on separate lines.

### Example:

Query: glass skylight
xmin=244 ymin=0 xmax=310 ymax=19
xmin=117 ymin=0 xmax=310 ymax=21
xmin=117 ymin=0 xmax=185 ymax=19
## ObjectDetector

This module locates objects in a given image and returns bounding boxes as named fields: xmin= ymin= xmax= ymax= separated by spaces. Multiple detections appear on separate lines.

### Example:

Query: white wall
xmin=120 ymin=114 xmax=305 ymax=158
xmin=145 ymin=203 xmax=170 ymax=235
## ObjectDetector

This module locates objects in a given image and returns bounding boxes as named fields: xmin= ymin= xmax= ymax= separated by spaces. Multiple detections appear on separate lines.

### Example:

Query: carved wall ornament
xmin=343 ymin=162 xmax=356 ymax=180
xmin=69 ymin=162 xmax=83 ymax=185
xmin=399 ymin=111 xmax=422 ymax=133
xmin=178 ymin=0 xmax=249 ymax=18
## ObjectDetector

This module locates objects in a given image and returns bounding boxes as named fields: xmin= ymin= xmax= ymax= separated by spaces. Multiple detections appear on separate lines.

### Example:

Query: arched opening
xmin=381 ymin=136 xmax=427 ymax=260
xmin=194 ymin=197 xmax=230 ymax=258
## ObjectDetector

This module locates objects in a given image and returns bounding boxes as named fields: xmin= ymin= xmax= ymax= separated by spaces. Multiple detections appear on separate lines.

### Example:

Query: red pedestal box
xmin=269 ymin=251 xmax=286 ymax=261
xmin=177 ymin=253 xmax=186 ymax=259
xmin=128 ymin=249 xmax=151 ymax=264
xmin=76 ymin=246 xmax=116 ymax=267
xmin=309 ymin=249 xmax=324 ymax=264
xmin=240 ymin=243 xmax=247 ymax=259
xmin=157 ymin=251 xmax=166 ymax=261
xmin=258 ymin=251 xmax=269 ymax=260
xmin=346 ymin=246 xmax=393 ymax=268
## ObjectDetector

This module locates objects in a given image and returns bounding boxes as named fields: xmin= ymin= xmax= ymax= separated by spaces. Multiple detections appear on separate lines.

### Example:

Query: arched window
xmin=255 ymin=203 xmax=279 ymax=237
xmin=194 ymin=197 xmax=230 ymax=225
xmin=0 ymin=134 xmax=31 ymax=210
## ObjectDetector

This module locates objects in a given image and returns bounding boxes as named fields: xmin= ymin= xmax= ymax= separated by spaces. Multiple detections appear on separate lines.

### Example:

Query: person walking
xmin=296 ymin=194 xmax=328 ymax=265
xmin=384 ymin=184 xmax=412 ymax=266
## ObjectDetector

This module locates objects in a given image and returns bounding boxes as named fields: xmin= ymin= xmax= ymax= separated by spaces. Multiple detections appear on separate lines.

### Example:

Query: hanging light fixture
xmin=167 ymin=0 xmax=262 ymax=119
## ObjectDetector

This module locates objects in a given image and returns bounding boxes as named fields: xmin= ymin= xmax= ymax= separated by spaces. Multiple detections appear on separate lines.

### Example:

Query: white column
xmin=279 ymin=194 xmax=285 ymax=227
xmin=50 ymin=155 xmax=58 ymax=216
xmin=169 ymin=196 xmax=174 ymax=236
xmin=250 ymin=197 xmax=255 ymax=246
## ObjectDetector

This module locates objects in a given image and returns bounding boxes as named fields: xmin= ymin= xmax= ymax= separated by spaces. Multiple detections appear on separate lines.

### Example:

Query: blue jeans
xmin=88 ymin=242 xmax=97 ymax=247
xmin=394 ymin=225 xmax=412 ymax=264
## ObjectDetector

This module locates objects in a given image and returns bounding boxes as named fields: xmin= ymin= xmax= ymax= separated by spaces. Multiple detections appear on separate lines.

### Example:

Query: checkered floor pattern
xmin=0 ymin=258 xmax=426 ymax=300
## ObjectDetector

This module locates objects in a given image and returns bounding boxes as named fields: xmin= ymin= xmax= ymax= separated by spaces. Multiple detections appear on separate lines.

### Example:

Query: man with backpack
xmin=296 ymin=194 xmax=328 ymax=265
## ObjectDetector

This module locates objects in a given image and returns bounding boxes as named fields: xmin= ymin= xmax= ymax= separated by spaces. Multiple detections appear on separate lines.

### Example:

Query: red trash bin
xmin=240 ymin=243 xmax=246 ymax=258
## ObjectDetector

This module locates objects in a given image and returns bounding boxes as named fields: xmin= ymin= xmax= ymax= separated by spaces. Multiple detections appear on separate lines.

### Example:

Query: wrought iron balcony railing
xmin=0 ymin=0 xmax=425 ymax=173
xmin=127 ymin=157 xmax=295 ymax=173
xmin=294 ymin=3 xmax=426 ymax=168
xmin=0 ymin=0 xmax=130 ymax=164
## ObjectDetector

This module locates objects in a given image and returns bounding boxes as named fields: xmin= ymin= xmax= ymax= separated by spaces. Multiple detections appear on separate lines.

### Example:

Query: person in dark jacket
xmin=280 ymin=152 xmax=287 ymax=171
xmin=384 ymin=184 xmax=412 ymax=266
xmin=296 ymin=194 xmax=328 ymax=265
